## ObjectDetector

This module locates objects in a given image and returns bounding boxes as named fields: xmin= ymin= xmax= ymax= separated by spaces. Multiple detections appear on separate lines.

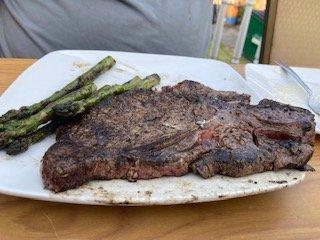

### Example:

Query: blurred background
xmin=209 ymin=0 xmax=267 ymax=63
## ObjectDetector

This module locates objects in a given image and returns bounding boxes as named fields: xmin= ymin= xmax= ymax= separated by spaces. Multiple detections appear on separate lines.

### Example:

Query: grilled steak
xmin=42 ymin=81 xmax=315 ymax=192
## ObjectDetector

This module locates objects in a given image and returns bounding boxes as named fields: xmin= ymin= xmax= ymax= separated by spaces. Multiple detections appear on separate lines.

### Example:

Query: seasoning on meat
xmin=42 ymin=81 xmax=315 ymax=192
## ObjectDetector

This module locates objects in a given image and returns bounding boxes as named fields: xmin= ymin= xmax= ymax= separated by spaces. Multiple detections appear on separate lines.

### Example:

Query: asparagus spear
xmin=53 ymin=74 xmax=160 ymax=118
xmin=53 ymin=76 xmax=141 ymax=117
xmin=0 ymin=56 xmax=116 ymax=124
xmin=0 ymin=83 xmax=97 ymax=148
xmin=0 ymin=79 xmax=101 ymax=132
xmin=6 ymin=120 xmax=58 ymax=155
xmin=138 ymin=74 xmax=161 ymax=89
xmin=5 ymin=74 xmax=161 ymax=155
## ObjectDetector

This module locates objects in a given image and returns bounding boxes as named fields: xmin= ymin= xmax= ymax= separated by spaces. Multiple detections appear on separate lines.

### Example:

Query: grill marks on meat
xmin=41 ymin=81 xmax=315 ymax=192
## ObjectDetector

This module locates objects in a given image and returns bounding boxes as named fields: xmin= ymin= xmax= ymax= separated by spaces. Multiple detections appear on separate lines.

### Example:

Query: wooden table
xmin=0 ymin=59 xmax=319 ymax=240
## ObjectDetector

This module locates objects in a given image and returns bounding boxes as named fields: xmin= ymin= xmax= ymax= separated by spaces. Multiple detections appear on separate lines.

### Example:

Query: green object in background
xmin=243 ymin=11 xmax=264 ymax=62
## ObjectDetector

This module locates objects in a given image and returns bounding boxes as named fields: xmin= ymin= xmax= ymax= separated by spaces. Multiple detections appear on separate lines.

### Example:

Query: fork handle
xmin=275 ymin=61 xmax=312 ymax=95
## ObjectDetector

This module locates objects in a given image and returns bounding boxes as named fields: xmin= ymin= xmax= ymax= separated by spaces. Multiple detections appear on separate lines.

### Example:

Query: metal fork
xmin=275 ymin=60 xmax=320 ymax=115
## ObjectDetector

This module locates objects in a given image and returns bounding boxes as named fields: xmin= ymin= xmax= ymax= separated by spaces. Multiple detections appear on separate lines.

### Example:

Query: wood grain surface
xmin=0 ymin=58 xmax=319 ymax=240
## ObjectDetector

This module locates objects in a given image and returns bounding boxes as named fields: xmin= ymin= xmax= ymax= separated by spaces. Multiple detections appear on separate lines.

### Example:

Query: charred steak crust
xmin=42 ymin=81 xmax=315 ymax=192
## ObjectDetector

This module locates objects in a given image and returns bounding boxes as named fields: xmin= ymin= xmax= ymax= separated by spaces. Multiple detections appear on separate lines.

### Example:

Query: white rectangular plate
xmin=0 ymin=51 xmax=304 ymax=205
xmin=245 ymin=63 xmax=320 ymax=133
